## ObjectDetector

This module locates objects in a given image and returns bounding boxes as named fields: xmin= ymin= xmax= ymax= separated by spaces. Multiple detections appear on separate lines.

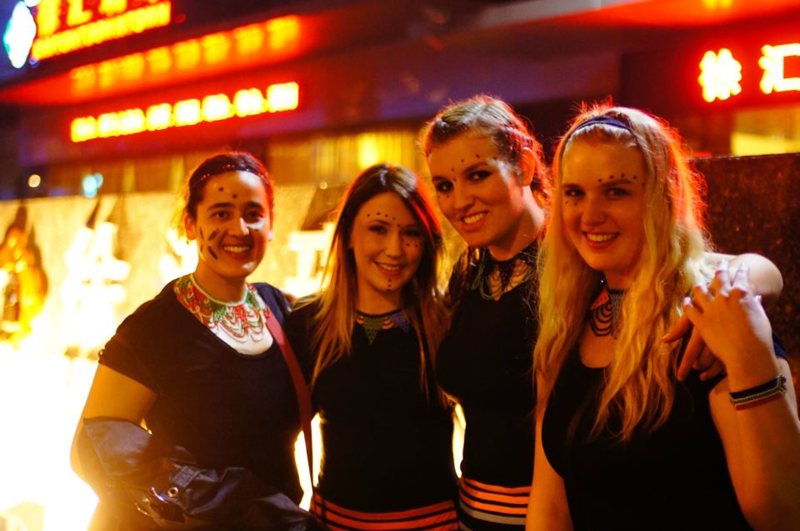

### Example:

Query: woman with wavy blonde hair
xmin=528 ymin=105 xmax=799 ymax=530
xmin=286 ymin=163 xmax=458 ymax=530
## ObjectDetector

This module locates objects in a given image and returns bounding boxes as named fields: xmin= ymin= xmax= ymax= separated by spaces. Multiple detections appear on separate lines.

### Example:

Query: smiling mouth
xmin=462 ymin=212 xmax=487 ymax=225
xmin=376 ymin=262 xmax=404 ymax=274
xmin=222 ymin=244 xmax=252 ymax=253
xmin=585 ymin=233 xmax=616 ymax=243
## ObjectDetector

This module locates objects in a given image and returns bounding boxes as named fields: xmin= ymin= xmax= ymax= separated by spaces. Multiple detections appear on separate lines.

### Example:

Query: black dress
xmin=100 ymin=280 xmax=302 ymax=502
xmin=541 ymin=348 xmax=752 ymax=530
xmin=436 ymin=248 xmax=538 ymax=529
xmin=286 ymin=301 xmax=458 ymax=529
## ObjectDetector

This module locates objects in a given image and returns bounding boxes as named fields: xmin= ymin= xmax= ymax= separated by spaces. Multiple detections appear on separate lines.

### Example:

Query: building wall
xmin=695 ymin=153 xmax=799 ymax=380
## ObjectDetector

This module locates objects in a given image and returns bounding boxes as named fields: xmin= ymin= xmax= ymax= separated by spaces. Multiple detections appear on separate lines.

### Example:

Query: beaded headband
xmin=573 ymin=114 xmax=631 ymax=133
xmin=196 ymin=162 xmax=257 ymax=184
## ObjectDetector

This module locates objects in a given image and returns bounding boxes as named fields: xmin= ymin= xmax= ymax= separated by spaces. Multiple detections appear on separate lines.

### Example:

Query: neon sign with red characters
xmin=32 ymin=0 xmax=173 ymax=61
xmin=699 ymin=41 xmax=800 ymax=102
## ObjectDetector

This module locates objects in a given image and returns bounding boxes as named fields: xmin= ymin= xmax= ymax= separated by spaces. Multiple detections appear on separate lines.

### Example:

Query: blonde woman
xmin=529 ymin=105 xmax=799 ymax=530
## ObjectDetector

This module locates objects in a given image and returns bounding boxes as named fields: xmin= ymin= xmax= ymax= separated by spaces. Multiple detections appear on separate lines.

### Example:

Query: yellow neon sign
xmin=32 ymin=0 xmax=172 ymax=61
xmin=698 ymin=48 xmax=742 ymax=102
xmin=759 ymin=43 xmax=800 ymax=94
xmin=69 ymin=15 xmax=300 ymax=93
xmin=70 ymin=82 xmax=300 ymax=142
xmin=699 ymin=41 xmax=800 ymax=102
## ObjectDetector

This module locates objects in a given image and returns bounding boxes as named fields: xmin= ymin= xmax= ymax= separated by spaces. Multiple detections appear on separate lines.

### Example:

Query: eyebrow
xmin=602 ymin=177 xmax=637 ymax=186
xmin=367 ymin=218 xmax=418 ymax=228
xmin=562 ymin=177 xmax=637 ymax=187
xmin=208 ymin=201 xmax=264 ymax=210
xmin=432 ymin=160 xmax=488 ymax=180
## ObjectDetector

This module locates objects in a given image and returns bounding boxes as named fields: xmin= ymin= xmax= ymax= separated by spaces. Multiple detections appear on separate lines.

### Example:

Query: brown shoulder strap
xmin=263 ymin=308 xmax=314 ymax=485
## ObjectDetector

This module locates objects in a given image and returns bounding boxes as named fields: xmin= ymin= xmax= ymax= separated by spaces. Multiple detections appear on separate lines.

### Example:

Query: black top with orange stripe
xmin=437 ymin=276 xmax=537 ymax=488
xmin=286 ymin=301 xmax=458 ymax=513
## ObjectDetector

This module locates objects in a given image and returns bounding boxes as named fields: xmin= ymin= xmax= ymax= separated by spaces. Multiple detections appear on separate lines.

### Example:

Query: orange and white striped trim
xmin=311 ymin=493 xmax=459 ymax=530
xmin=458 ymin=477 xmax=529 ymax=527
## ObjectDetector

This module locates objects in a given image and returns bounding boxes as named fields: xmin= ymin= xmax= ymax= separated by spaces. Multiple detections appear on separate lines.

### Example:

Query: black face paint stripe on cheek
xmin=208 ymin=229 xmax=220 ymax=241
xmin=208 ymin=248 xmax=219 ymax=260
xmin=199 ymin=227 xmax=205 ymax=240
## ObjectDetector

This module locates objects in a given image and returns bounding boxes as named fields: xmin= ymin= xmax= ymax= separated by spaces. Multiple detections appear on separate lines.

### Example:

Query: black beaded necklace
xmin=471 ymin=240 xmax=538 ymax=301
xmin=588 ymin=279 xmax=625 ymax=337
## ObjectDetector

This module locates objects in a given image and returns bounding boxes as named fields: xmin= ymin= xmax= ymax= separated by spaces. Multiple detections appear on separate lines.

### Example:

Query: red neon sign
xmin=70 ymin=82 xmax=300 ymax=142
xmin=69 ymin=15 xmax=299 ymax=94
xmin=759 ymin=43 xmax=800 ymax=94
xmin=699 ymin=41 xmax=800 ymax=102
xmin=32 ymin=0 xmax=172 ymax=61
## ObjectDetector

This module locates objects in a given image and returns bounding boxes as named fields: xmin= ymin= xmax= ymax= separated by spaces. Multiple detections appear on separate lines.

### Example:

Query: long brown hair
xmin=308 ymin=164 xmax=448 ymax=395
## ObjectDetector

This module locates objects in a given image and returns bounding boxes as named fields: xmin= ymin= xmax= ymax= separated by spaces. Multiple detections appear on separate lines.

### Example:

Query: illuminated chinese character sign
xmin=622 ymin=24 xmax=800 ymax=114
xmin=1 ymin=0 xmax=172 ymax=70
xmin=32 ymin=0 xmax=172 ymax=61
xmin=698 ymin=48 xmax=742 ymax=102
xmin=699 ymin=43 xmax=800 ymax=103
xmin=70 ymin=80 xmax=300 ymax=142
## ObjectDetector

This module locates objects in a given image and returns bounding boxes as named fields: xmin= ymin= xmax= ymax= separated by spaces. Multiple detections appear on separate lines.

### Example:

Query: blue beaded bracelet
xmin=729 ymin=375 xmax=787 ymax=410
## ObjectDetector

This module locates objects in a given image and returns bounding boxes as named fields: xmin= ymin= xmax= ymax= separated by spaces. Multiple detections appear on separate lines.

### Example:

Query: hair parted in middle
xmin=178 ymin=150 xmax=275 ymax=236
xmin=535 ymin=103 xmax=714 ymax=442
xmin=309 ymin=163 xmax=448 ymax=394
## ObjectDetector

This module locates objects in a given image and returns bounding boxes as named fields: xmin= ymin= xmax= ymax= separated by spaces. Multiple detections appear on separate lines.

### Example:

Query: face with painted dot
xmin=560 ymin=138 xmax=647 ymax=289
xmin=427 ymin=133 xmax=531 ymax=253
xmin=185 ymin=170 xmax=271 ymax=299
xmin=348 ymin=191 xmax=424 ymax=308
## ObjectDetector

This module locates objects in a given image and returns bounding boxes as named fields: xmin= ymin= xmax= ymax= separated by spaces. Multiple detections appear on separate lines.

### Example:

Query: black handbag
xmin=78 ymin=418 xmax=322 ymax=530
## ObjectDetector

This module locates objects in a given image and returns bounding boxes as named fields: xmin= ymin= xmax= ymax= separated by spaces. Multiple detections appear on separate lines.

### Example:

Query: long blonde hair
xmin=308 ymin=164 xmax=448 ymax=396
xmin=535 ymin=104 xmax=713 ymax=441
